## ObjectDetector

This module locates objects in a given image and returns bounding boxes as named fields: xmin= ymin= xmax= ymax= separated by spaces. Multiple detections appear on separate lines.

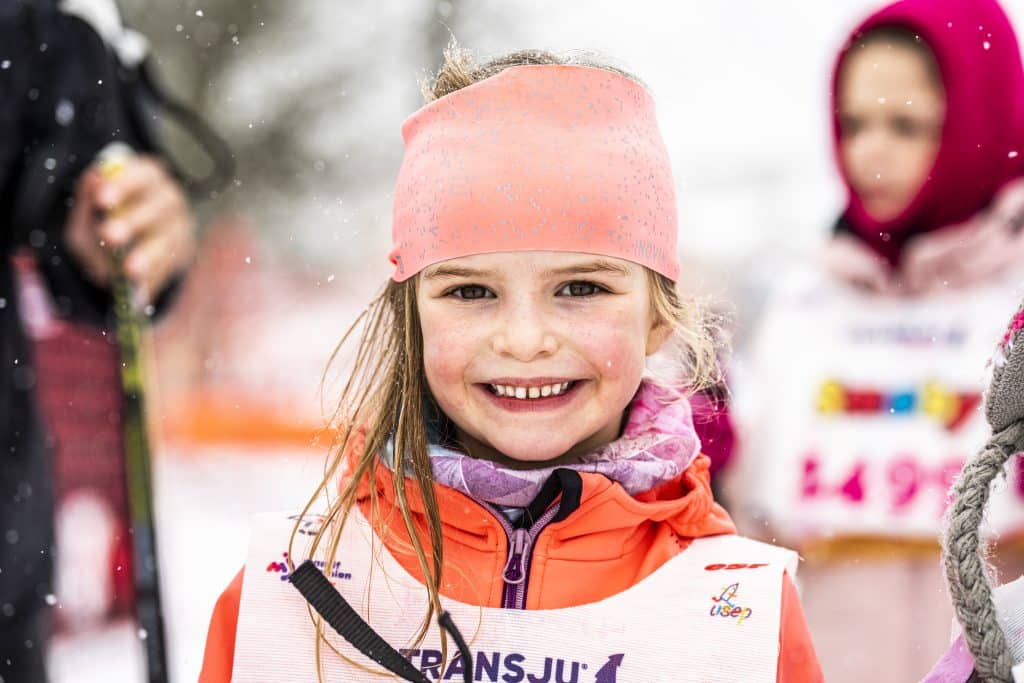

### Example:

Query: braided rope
xmin=943 ymin=421 xmax=1024 ymax=682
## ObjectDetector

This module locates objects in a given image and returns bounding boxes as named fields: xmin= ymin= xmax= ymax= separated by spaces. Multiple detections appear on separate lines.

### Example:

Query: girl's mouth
xmin=477 ymin=380 xmax=583 ymax=410
xmin=486 ymin=381 xmax=577 ymax=399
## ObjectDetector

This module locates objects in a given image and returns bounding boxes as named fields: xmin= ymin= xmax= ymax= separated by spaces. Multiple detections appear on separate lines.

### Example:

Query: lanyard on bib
xmin=289 ymin=560 xmax=473 ymax=682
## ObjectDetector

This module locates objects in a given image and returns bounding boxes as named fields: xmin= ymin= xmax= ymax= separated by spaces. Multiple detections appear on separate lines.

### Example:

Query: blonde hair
xmin=294 ymin=44 xmax=722 ymax=679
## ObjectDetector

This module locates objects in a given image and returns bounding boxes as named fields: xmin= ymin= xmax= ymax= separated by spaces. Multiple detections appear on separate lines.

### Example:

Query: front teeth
xmin=492 ymin=382 xmax=572 ymax=399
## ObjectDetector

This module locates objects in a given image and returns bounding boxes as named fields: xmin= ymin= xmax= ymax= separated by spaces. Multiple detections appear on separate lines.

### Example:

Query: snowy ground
xmin=48 ymin=444 xmax=327 ymax=683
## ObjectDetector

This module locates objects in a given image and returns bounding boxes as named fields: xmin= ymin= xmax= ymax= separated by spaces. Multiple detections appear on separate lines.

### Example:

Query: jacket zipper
xmin=494 ymin=505 xmax=560 ymax=609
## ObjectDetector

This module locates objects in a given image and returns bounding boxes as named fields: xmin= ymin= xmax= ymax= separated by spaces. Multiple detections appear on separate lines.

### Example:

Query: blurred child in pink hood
xmin=738 ymin=1 xmax=1024 ymax=681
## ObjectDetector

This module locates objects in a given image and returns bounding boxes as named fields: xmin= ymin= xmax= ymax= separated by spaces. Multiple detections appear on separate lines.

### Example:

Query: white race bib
xmin=737 ymin=266 xmax=1024 ymax=544
xmin=231 ymin=510 xmax=796 ymax=682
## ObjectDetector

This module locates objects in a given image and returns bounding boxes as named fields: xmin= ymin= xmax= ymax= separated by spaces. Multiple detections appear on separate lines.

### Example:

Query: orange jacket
xmin=200 ymin=452 xmax=822 ymax=681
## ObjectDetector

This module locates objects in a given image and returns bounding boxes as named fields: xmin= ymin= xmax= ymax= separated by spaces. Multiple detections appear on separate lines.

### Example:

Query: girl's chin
xmin=482 ymin=438 xmax=586 ymax=469
xmin=861 ymin=197 xmax=910 ymax=222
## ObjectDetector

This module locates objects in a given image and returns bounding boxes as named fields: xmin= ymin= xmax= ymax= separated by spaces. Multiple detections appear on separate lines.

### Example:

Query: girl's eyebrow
xmin=422 ymin=265 xmax=492 ymax=280
xmin=545 ymin=259 xmax=632 ymax=277
xmin=422 ymin=258 xmax=631 ymax=280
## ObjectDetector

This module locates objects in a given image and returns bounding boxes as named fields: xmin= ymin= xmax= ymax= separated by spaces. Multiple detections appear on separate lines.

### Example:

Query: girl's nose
xmin=491 ymin=306 xmax=559 ymax=361
xmin=852 ymin=128 xmax=890 ymax=180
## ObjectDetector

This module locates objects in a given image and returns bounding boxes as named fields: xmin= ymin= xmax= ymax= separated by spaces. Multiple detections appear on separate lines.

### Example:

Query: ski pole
xmin=98 ymin=143 xmax=170 ymax=683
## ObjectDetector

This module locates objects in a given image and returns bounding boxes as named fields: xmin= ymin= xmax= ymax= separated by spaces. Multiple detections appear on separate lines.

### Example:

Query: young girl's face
xmin=417 ymin=251 xmax=669 ymax=468
xmin=838 ymin=39 xmax=945 ymax=221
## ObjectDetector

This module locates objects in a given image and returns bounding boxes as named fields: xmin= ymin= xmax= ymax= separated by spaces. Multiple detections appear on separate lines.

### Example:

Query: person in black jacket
xmin=0 ymin=1 xmax=197 ymax=679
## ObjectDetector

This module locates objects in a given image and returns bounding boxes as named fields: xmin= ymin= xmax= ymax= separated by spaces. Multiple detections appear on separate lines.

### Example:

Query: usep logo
xmin=709 ymin=583 xmax=753 ymax=625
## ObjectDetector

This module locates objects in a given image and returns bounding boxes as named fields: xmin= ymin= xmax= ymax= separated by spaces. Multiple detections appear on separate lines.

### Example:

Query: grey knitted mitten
xmin=989 ymin=304 xmax=1024 ymax=432
xmin=944 ymin=300 xmax=1024 ymax=683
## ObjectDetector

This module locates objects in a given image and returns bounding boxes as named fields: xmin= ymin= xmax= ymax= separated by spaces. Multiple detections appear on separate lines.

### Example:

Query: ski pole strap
xmin=289 ymin=560 xmax=431 ymax=682
xmin=137 ymin=59 xmax=235 ymax=197
xmin=438 ymin=611 xmax=473 ymax=683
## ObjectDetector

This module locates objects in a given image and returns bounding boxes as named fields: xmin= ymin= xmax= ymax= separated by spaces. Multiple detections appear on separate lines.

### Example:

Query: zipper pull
xmin=501 ymin=528 xmax=528 ymax=585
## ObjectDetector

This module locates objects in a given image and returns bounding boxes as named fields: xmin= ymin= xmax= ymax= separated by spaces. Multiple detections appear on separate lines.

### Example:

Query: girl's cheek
xmin=603 ymin=346 xmax=647 ymax=383
xmin=421 ymin=324 xmax=476 ymax=404
xmin=422 ymin=334 xmax=463 ymax=379
xmin=573 ymin=320 xmax=647 ymax=380
xmin=420 ymin=305 xmax=472 ymax=362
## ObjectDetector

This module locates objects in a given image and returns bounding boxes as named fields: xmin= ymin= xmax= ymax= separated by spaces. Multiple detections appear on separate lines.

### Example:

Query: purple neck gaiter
xmin=423 ymin=382 xmax=702 ymax=508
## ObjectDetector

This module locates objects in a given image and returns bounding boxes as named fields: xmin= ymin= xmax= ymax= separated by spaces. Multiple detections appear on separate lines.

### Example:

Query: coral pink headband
xmin=388 ymin=65 xmax=680 ymax=282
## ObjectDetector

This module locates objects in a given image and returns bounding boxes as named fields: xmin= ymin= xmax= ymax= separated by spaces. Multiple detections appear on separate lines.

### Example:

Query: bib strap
xmin=289 ymin=560 xmax=473 ymax=683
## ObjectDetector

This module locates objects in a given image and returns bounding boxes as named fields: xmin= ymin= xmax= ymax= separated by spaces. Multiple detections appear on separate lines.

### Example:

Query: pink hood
xmin=832 ymin=0 xmax=1024 ymax=265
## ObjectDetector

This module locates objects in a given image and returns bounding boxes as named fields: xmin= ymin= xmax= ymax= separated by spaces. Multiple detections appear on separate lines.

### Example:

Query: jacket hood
xmin=832 ymin=0 xmax=1024 ymax=264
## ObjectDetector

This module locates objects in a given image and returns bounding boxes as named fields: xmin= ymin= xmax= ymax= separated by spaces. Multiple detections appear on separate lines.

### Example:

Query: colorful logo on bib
xmin=709 ymin=583 xmax=752 ymax=625
xmin=816 ymin=379 xmax=980 ymax=431
xmin=399 ymin=649 xmax=624 ymax=682
xmin=264 ymin=552 xmax=351 ymax=583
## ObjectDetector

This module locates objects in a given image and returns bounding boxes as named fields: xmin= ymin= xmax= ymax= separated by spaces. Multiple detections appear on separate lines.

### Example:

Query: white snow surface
xmin=49 ymin=445 xmax=327 ymax=683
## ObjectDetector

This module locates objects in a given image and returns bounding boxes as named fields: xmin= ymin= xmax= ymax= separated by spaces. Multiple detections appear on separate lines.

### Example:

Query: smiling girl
xmin=199 ymin=47 xmax=822 ymax=683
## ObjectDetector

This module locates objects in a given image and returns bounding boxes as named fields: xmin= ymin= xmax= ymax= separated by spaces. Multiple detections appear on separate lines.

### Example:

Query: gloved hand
xmin=64 ymin=153 xmax=196 ymax=306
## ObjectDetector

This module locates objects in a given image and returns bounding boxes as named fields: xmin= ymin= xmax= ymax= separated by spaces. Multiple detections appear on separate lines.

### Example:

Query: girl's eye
xmin=890 ymin=116 xmax=937 ymax=139
xmin=557 ymin=281 xmax=606 ymax=297
xmin=448 ymin=285 xmax=494 ymax=300
xmin=839 ymin=114 xmax=863 ymax=138
xmin=891 ymin=116 xmax=919 ymax=137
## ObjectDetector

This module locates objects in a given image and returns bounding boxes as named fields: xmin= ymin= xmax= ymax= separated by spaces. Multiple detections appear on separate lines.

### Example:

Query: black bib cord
xmin=438 ymin=610 xmax=473 ymax=683
xmin=290 ymin=559 xmax=473 ymax=682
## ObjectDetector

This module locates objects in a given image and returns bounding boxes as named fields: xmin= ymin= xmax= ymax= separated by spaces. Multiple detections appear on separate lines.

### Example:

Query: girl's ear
xmin=646 ymin=318 xmax=672 ymax=356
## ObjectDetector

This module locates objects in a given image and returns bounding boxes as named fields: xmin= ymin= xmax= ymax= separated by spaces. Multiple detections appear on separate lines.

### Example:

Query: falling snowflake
xmin=55 ymin=98 xmax=75 ymax=126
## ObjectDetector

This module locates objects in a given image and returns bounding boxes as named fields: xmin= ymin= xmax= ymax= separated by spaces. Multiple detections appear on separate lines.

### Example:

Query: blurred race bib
xmin=738 ymin=266 xmax=1024 ymax=544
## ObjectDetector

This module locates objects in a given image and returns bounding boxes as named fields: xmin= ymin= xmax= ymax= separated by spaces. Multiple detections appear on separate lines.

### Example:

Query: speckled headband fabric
xmin=388 ymin=65 xmax=680 ymax=282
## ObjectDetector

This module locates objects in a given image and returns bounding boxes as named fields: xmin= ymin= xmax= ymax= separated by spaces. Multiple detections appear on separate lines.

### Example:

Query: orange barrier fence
xmin=160 ymin=392 xmax=338 ymax=449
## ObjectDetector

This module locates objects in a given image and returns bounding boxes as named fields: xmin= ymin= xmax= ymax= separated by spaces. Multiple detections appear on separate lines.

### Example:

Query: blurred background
xmin=33 ymin=1 xmax=1024 ymax=681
